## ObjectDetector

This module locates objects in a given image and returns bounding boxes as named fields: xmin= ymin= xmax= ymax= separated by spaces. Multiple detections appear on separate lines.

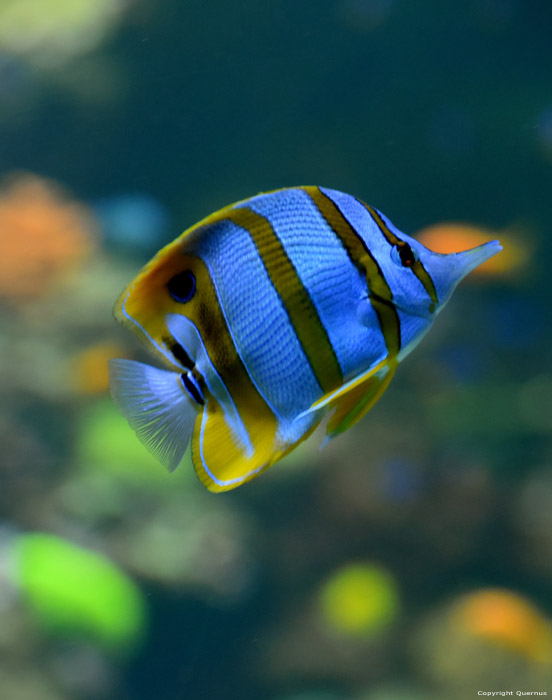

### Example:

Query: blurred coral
xmin=318 ymin=562 xmax=400 ymax=638
xmin=0 ymin=173 xmax=97 ymax=303
xmin=94 ymin=193 xmax=169 ymax=252
xmin=16 ymin=532 xmax=146 ymax=654
xmin=70 ymin=342 xmax=127 ymax=396
xmin=0 ymin=0 xmax=127 ymax=68
xmin=454 ymin=588 xmax=552 ymax=664
xmin=413 ymin=588 xmax=552 ymax=696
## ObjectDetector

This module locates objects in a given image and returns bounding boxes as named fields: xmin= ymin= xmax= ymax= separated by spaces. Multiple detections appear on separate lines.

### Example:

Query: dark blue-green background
xmin=1 ymin=1 xmax=551 ymax=699
xmin=6 ymin=1 xmax=552 ymax=229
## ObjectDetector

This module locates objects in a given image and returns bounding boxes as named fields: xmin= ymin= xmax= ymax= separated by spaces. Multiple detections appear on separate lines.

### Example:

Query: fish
xmin=109 ymin=186 xmax=501 ymax=493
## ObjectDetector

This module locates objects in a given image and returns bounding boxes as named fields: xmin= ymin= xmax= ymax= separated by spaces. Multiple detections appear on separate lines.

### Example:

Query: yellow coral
xmin=0 ymin=0 xmax=125 ymax=66
xmin=318 ymin=562 xmax=400 ymax=637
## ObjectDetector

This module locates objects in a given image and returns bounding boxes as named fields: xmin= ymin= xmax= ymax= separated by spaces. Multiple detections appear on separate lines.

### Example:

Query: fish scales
xmin=109 ymin=186 xmax=502 ymax=492
xmin=195 ymin=216 xmax=323 ymax=421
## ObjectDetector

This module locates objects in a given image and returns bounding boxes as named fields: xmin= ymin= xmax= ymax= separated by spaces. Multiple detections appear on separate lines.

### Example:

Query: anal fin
xmin=295 ymin=357 xmax=397 ymax=443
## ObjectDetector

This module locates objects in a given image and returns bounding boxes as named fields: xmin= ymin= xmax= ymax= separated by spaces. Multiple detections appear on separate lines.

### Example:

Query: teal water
xmin=1 ymin=1 xmax=551 ymax=699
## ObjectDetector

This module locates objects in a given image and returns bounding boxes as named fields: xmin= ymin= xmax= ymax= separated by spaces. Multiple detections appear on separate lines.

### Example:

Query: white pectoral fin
xmin=109 ymin=358 xmax=200 ymax=472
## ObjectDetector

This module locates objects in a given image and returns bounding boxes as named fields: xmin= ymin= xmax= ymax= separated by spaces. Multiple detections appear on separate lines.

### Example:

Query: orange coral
xmin=0 ymin=173 xmax=97 ymax=302
xmin=71 ymin=342 xmax=128 ymax=396
xmin=454 ymin=588 xmax=552 ymax=663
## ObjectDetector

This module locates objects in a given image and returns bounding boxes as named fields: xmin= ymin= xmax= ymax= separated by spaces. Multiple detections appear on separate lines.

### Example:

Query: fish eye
xmin=391 ymin=242 xmax=418 ymax=268
xmin=168 ymin=270 xmax=196 ymax=303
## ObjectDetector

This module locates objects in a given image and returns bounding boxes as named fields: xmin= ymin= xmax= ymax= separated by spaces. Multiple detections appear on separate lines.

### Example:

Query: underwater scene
xmin=1 ymin=1 xmax=551 ymax=699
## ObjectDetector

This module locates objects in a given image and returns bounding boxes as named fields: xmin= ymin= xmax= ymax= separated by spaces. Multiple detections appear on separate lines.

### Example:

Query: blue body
xmin=110 ymin=185 xmax=502 ymax=490
xmin=193 ymin=187 xmax=452 ymax=442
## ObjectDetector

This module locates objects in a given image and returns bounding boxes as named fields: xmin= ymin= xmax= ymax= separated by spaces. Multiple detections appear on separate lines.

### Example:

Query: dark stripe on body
xmin=304 ymin=186 xmax=402 ymax=358
xmin=175 ymin=255 xmax=279 ymax=442
xmin=360 ymin=202 xmax=439 ymax=311
xmin=223 ymin=206 xmax=343 ymax=394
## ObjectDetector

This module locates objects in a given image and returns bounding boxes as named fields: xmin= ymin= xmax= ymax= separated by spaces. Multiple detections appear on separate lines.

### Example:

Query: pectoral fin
xmin=295 ymin=357 xmax=397 ymax=442
xmin=325 ymin=361 xmax=397 ymax=439
xmin=109 ymin=359 xmax=199 ymax=471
